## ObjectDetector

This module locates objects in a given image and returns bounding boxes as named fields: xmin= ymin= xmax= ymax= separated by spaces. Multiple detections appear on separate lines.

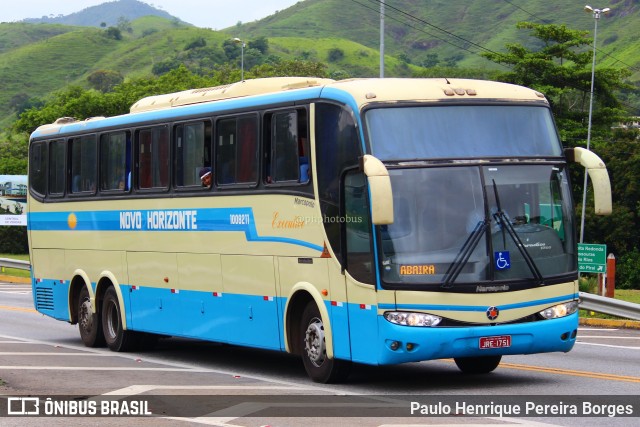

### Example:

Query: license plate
xmin=479 ymin=335 xmax=511 ymax=349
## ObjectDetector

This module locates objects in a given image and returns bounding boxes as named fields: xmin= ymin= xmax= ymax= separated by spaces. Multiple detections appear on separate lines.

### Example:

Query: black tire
xmin=101 ymin=286 xmax=137 ymax=352
xmin=454 ymin=355 xmax=502 ymax=374
xmin=77 ymin=286 xmax=105 ymax=347
xmin=300 ymin=302 xmax=351 ymax=383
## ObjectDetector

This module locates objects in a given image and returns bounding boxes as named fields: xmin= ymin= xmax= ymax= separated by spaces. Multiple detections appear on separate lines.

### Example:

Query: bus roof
xmin=129 ymin=77 xmax=336 ymax=113
xmin=32 ymin=77 xmax=548 ymax=139
xmin=329 ymin=78 xmax=548 ymax=106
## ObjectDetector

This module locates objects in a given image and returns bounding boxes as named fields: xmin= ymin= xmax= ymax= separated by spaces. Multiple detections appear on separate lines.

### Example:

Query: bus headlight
xmin=539 ymin=301 xmax=579 ymax=319
xmin=384 ymin=311 xmax=442 ymax=327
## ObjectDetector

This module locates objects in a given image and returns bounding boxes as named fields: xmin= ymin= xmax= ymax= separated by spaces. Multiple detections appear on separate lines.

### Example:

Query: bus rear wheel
xmin=78 ymin=286 xmax=105 ymax=347
xmin=102 ymin=286 xmax=137 ymax=352
xmin=300 ymin=302 xmax=350 ymax=383
xmin=454 ymin=355 xmax=502 ymax=374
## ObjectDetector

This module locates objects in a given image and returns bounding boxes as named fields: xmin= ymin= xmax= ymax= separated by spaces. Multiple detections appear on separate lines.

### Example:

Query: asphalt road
xmin=0 ymin=281 xmax=638 ymax=426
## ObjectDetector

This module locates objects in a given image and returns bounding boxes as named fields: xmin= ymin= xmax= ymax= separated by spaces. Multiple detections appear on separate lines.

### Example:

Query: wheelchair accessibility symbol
xmin=495 ymin=251 xmax=511 ymax=270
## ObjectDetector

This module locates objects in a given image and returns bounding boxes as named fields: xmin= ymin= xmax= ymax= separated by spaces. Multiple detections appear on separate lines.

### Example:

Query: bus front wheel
xmin=454 ymin=355 xmax=502 ymax=374
xmin=102 ymin=286 xmax=137 ymax=352
xmin=77 ymin=286 xmax=105 ymax=347
xmin=300 ymin=302 xmax=350 ymax=383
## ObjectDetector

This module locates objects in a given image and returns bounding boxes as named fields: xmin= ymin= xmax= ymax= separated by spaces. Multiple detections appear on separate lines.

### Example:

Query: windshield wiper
xmin=491 ymin=180 xmax=544 ymax=285
xmin=441 ymin=219 xmax=488 ymax=288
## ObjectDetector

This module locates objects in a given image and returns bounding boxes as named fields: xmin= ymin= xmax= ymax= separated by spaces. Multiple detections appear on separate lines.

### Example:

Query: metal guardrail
xmin=0 ymin=257 xmax=30 ymax=271
xmin=1 ymin=257 xmax=639 ymax=320
xmin=579 ymin=292 xmax=640 ymax=321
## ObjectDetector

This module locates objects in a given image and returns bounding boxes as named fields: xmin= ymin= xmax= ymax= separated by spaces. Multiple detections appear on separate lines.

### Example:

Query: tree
xmin=327 ymin=48 xmax=344 ymax=63
xmin=250 ymin=60 xmax=329 ymax=79
xmin=484 ymin=22 xmax=637 ymax=288
xmin=248 ymin=37 xmax=269 ymax=55
xmin=422 ymin=53 xmax=439 ymax=68
xmin=0 ymin=133 xmax=28 ymax=175
xmin=223 ymin=39 xmax=242 ymax=61
xmin=87 ymin=70 xmax=124 ymax=93
xmin=185 ymin=37 xmax=206 ymax=50
xmin=482 ymin=22 xmax=630 ymax=141
xmin=105 ymin=27 xmax=122 ymax=41
xmin=117 ymin=16 xmax=132 ymax=34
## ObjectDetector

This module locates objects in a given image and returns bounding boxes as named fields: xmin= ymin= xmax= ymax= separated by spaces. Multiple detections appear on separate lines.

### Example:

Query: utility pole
xmin=380 ymin=0 xmax=385 ymax=78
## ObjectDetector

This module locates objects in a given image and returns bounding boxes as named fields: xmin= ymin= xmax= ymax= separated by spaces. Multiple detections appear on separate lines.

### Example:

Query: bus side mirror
xmin=361 ymin=155 xmax=394 ymax=225
xmin=565 ymin=147 xmax=612 ymax=215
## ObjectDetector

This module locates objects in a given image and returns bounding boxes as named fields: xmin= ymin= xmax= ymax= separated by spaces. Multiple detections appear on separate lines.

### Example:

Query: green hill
xmin=232 ymin=0 xmax=640 ymax=78
xmin=1 ymin=0 xmax=639 ymax=128
xmin=21 ymin=0 xmax=184 ymax=27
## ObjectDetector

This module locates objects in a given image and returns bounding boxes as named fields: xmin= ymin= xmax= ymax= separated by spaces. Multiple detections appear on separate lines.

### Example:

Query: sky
xmin=0 ymin=0 xmax=301 ymax=29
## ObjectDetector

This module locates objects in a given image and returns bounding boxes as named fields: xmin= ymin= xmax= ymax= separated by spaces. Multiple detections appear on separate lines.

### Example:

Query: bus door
xmin=342 ymin=170 xmax=381 ymax=364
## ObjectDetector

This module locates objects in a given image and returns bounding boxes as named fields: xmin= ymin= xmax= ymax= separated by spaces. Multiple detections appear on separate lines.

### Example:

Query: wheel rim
xmin=79 ymin=299 xmax=93 ymax=334
xmin=304 ymin=316 xmax=326 ymax=367
xmin=105 ymin=299 xmax=119 ymax=340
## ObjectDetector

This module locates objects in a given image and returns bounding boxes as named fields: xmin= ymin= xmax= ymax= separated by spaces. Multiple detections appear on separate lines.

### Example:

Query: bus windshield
xmin=366 ymin=105 xmax=563 ymax=160
xmin=378 ymin=164 xmax=576 ymax=287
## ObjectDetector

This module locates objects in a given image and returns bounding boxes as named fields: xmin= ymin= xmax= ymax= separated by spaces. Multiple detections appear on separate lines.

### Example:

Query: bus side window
xmin=216 ymin=115 xmax=258 ymax=186
xmin=176 ymin=121 xmax=211 ymax=188
xmin=29 ymin=142 xmax=47 ymax=197
xmin=216 ymin=118 xmax=237 ymax=185
xmin=273 ymin=111 xmax=298 ymax=182
xmin=237 ymin=116 xmax=258 ymax=184
xmin=266 ymin=110 xmax=303 ymax=184
xmin=137 ymin=126 xmax=169 ymax=190
xmin=70 ymin=135 xmax=97 ymax=194
xmin=100 ymin=131 xmax=129 ymax=192
xmin=48 ymin=140 xmax=66 ymax=197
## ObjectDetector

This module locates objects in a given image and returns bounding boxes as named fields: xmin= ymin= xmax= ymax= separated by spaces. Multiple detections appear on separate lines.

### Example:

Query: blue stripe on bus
xmin=28 ymin=208 xmax=324 ymax=252
xmin=377 ymin=293 xmax=578 ymax=312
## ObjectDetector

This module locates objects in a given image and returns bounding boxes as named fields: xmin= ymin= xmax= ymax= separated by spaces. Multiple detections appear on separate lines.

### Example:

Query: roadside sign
xmin=0 ymin=215 xmax=26 ymax=226
xmin=578 ymin=243 xmax=607 ymax=273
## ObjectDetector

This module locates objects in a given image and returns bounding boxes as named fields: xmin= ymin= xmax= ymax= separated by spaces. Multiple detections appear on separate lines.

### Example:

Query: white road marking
xmin=576 ymin=342 xmax=640 ymax=350
xmin=577 ymin=336 xmax=640 ymax=339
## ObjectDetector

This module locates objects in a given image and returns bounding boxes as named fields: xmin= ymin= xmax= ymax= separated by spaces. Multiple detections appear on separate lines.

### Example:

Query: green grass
xmin=0 ymin=253 xmax=30 ymax=279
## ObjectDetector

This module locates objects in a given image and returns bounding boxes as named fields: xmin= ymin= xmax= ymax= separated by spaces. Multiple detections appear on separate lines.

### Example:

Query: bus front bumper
xmin=375 ymin=312 xmax=578 ymax=365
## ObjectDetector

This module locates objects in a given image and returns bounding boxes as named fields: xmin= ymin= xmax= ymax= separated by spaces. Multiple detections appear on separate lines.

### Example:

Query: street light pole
xmin=579 ymin=5 xmax=610 ymax=243
xmin=233 ymin=37 xmax=246 ymax=81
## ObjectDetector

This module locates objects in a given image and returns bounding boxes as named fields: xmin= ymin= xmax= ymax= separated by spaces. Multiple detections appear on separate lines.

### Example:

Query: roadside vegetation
xmin=1 ymin=19 xmax=639 ymax=293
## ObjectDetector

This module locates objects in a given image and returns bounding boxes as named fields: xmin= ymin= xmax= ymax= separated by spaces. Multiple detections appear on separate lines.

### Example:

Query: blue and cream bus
xmin=27 ymin=77 xmax=611 ymax=383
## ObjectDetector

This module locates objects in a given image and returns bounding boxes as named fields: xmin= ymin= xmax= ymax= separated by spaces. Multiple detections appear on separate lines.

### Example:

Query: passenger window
xmin=29 ymin=142 xmax=47 ymax=197
xmin=176 ymin=121 xmax=211 ymax=188
xmin=100 ymin=132 xmax=129 ymax=192
xmin=264 ymin=109 xmax=309 ymax=185
xmin=215 ymin=115 xmax=258 ymax=186
xmin=70 ymin=135 xmax=97 ymax=194
xmin=272 ymin=111 xmax=299 ymax=183
xmin=48 ymin=140 xmax=65 ymax=196
xmin=137 ymin=126 xmax=169 ymax=190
